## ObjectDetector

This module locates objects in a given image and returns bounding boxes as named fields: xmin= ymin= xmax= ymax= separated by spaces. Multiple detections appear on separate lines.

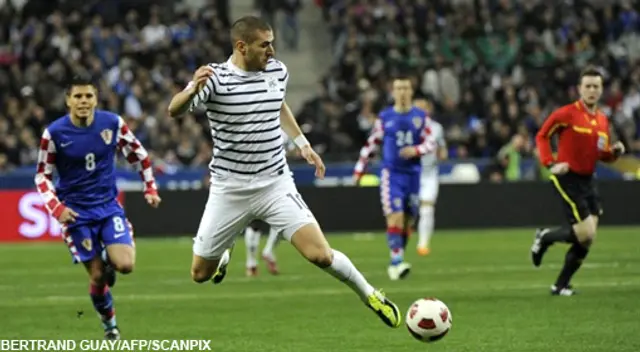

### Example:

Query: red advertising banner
xmin=0 ymin=191 xmax=124 ymax=242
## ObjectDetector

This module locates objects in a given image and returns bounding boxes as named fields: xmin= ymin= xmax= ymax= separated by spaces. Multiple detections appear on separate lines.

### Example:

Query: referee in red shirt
xmin=531 ymin=66 xmax=625 ymax=296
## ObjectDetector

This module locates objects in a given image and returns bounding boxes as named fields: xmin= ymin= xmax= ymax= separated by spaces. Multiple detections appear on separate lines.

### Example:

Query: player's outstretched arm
xmin=535 ymin=109 xmax=570 ymax=168
xmin=168 ymin=65 xmax=215 ymax=117
xmin=353 ymin=118 xmax=383 ymax=182
xmin=116 ymin=117 xmax=161 ymax=207
xmin=34 ymin=129 xmax=77 ymax=222
xmin=280 ymin=101 xmax=325 ymax=178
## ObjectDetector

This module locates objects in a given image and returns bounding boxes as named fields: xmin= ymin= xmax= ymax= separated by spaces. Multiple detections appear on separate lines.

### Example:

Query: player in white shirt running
xmin=167 ymin=16 xmax=401 ymax=328
xmin=414 ymin=99 xmax=448 ymax=255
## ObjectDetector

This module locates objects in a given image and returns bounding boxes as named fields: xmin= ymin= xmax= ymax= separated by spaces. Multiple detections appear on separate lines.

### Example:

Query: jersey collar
xmin=227 ymin=56 xmax=262 ymax=77
xmin=576 ymin=100 xmax=599 ymax=117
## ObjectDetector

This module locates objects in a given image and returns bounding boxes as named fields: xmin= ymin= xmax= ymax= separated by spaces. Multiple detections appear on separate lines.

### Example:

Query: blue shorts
xmin=60 ymin=199 xmax=134 ymax=264
xmin=379 ymin=168 xmax=420 ymax=217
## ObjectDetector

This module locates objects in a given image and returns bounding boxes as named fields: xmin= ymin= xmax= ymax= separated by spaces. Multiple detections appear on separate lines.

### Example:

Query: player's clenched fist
xmin=611 ymin=141 xmax=625 ymax=157
xmin=399 ymin=146 xmax=419 ymax=159
xmin=57 ymin=207 xmax=79 ymax=224
xmin=188 ymin=66 xmax=215 ymax=93
xmin=144 ymin=193 xmax=162 ymax=208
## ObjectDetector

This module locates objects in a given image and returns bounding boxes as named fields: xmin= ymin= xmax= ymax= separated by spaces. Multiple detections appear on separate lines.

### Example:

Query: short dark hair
xmin=393 ymin=74 xmax=412 ymax=82
xmin=230 ymin=16 xmax=272 ymax=44
xmin=66 ymin=74 xmax=96 ymax=95
xmin=579 ymin=66 xmax=604 ymax=84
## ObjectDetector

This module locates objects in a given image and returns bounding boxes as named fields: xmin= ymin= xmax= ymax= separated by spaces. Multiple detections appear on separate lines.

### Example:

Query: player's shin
xmin=89 ymin=283 xmax=116 ymax=330
xmin=291 ymin=224 xmax=375 ymax=301
xmin=417 ymin=205 xmax=435 ymax=251
xmin=542 ymin=226 xmax=577 ymax=245
xmin=322 ymin=249 xmax=375 ymax=302
xmin=262 ymin=228 xmax=280 ymax=259
xmin=244 ymin=227 xmax=260 ymax=269
xmin=554 ymin=241 xmax=590 ymax=289
xmin=386 ymin=226 xmax=404 ymax=265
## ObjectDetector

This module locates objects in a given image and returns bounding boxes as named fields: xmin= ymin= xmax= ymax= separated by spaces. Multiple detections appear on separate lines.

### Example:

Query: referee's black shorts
xmin=549 ymin=171 xmax=602 ymax=224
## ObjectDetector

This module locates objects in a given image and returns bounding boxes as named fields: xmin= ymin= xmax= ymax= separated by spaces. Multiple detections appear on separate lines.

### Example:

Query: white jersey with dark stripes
xmin=189 ymin=58 xmax=289 ymax=177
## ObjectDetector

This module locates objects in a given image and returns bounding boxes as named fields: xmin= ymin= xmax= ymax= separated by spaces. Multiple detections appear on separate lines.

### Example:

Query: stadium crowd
xmin=0 ymin=0 xmax=232 ymax=174
xmin=299 ymin=0 xmax=640 ymax=178
xmin=2 ymin=0 xmax=640 ymax=180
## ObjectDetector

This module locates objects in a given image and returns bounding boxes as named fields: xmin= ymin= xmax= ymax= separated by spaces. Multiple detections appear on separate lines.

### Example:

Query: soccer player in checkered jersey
xmin=34 ymin=76 xmax=161 ymax=339
xmin=353 ymin=76 xmax=437 ymax=281
xmin=167 ymin=16 xmax=402 ymax=328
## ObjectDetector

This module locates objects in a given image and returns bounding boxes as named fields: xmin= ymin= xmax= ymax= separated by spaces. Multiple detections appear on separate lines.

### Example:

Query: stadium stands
xmin=304 ymin=0 xmax=640 ymax=164
xmin=0 ymin=0 xmax=231 ymax=172
xmin=2 ymin=0 xmax=640 ymax=180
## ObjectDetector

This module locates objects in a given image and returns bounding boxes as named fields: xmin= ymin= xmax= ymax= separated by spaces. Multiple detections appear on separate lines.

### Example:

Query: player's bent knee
xmin=290 ymin=223 xmax=333 ymax=267
xmin=191 ymin=267 xmax=213 ymax=283
xmin=107 ymin=247 xmax=136 ymax=274
xmin=88 ymin=267 xmax=106 ymax=285
xmin=305 ymin=248 xmax=333 ymax=268
xmin=113 ymin=261 xmax=134 ymax=274
xmin=573 ymin=220 xmax=596 ymax=244
xmin=84 ymin=257 xmax=106 ymax=285
xmin=190 ymin=256 xmax=219 ymax=283
xmin=89 ymin=270 xmax=105 ymax=285
xmin=385 ymin=212 xmax=405 ymax=228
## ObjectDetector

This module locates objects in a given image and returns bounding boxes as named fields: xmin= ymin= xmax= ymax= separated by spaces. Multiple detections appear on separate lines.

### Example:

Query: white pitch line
xmin=0 ymin=260 xmax=626 ymax=277
xmin=3 ymin=280 xmax=639 ymax=307
xmin=0 ymin=262 xmax=624 ymax=291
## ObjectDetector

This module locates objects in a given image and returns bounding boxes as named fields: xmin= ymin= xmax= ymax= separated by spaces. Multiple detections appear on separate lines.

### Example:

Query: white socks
xmin=323 ymin=249 xmax=375 ymax=301
xmin=244 ymin=227 xmax=261 ymax=268
xmin=262 ymin=228 xmax=281 ymax=259
xmin=418 ymin=205 xmax=435 ymax=249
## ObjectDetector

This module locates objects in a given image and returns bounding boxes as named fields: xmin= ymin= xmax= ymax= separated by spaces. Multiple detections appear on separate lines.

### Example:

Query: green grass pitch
xmin=1 ymin=227 xmax=639 ymax=351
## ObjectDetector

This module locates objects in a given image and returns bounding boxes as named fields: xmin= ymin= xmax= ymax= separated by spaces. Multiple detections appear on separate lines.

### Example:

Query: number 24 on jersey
xmin=396 ymin=131 xmax=414 ymax=147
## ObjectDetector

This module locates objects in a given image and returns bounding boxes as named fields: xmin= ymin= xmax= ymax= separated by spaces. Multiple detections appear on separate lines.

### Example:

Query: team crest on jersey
xmin=265 ymin=76 xmax=279 ymax=93
xmin=100 ymin=129 xmax=113 ymax=145
xmin=412 ymin=117 xmax=423 ymax=129
xmin=81 ymin=239 xmax=92 ymax=251
xmin=394 ymin=198 xmax=402 ymax=208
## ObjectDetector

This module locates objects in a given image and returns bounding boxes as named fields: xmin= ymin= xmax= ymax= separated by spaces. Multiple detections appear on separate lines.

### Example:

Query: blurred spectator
xmin=280 ymin=0 xmax=302 ymax=51
xmin=0 ymin=0 xmax=231 ymax=173
xmin=305 ymin=0 xmax=640 ymax=179
xmin=5 ymin=0 xmax=640 ymax=183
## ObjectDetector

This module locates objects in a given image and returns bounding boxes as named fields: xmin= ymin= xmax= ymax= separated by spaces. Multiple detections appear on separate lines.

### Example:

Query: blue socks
xmin=387 ymin=226 xmax=404 ymax=265
xmin=90 ymin=284 xmax=116 ymax=330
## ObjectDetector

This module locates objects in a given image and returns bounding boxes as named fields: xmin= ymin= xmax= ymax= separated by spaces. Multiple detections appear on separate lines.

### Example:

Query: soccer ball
xmin=405 ymin=298 xmax=452 ymax=343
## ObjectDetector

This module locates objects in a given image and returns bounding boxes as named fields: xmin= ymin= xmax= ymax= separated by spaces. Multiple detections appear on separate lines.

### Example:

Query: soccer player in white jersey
xmin=167 ymin=16 xmax=402 ymax=328
xmin=414 ymin=98 xmax=448 ymax=255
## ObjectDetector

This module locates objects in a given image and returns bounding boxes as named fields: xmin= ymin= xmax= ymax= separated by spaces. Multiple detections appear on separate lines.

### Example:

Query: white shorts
xmin=193 ymin=174 xmax=317 ymax=260
xmin=419 ymin=172 xmax=440 ymax=203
